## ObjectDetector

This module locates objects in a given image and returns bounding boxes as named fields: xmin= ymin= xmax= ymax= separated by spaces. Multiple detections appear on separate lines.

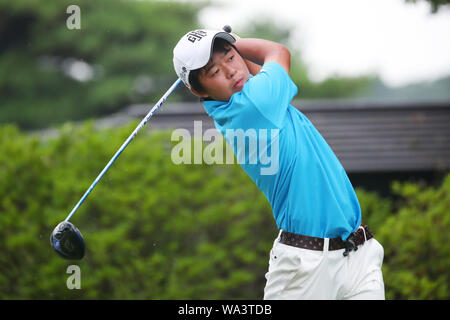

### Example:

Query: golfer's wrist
xmin=235 ymin=38 xmax=284 ymax=64
xmin=235 ymin=38 xmax=290 ymax=73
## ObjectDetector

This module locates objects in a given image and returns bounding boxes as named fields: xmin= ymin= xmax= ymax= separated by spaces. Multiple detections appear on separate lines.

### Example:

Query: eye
xmin=229 ymin=55 xmax=234 ymax=61
xmin=212 ymin=69 xmax=219 ymax=77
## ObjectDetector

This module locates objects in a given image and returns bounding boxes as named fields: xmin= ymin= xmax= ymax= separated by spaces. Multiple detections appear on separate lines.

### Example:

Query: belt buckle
xmin=343 ymin=232 xmax=358 ymax=257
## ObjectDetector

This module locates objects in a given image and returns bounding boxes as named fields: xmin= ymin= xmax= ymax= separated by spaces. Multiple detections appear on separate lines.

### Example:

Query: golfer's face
xmin=197 ymin=46 xmax=250 ymax=101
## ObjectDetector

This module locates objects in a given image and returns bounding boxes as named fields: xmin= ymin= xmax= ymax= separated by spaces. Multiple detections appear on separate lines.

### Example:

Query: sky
xmin=191 ymin=0 xmax=450 ymax=87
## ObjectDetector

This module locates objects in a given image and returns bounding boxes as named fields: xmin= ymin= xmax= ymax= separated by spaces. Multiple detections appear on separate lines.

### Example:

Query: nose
xmin=223 ymin=64 xmax=236 ymax=79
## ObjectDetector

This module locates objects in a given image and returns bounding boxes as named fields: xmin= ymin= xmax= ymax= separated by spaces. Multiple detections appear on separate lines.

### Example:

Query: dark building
xmin=125 ymin=99 xmax=450 ymax=195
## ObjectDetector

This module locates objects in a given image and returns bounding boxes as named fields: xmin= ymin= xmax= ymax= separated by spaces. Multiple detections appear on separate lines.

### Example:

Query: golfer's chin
xmin=229 ymin=81 xmax=247 ymax=97
xmin=211 ymin=82 xmax=248 ymax=101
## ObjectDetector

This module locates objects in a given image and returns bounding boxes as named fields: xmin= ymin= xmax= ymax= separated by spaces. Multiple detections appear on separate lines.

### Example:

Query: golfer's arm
xmin=235 ymin=38 xmax=291 ymax=74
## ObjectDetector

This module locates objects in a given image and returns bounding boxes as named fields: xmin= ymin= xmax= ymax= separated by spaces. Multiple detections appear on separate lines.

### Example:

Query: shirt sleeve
xmin=244 ymin=62 xmax=298 ymax=128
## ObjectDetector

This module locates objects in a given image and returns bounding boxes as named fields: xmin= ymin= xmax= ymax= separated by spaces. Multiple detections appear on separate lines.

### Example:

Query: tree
xmin=406 ymin=0 xmax=450 ymax=13
xmin=0 ymin=0 xmax=203 ymax=129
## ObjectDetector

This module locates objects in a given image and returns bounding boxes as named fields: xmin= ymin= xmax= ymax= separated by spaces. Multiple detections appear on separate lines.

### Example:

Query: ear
xmin=190 ymin=87 xmax=209 ymax=98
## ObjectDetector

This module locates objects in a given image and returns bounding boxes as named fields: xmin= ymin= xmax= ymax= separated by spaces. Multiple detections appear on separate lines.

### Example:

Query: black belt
xmin=279 ymin=225 xmax=373 ymax=256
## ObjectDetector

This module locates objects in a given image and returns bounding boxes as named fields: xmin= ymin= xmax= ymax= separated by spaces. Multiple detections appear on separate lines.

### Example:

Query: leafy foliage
xmin=0 ymin=0 xmax=201 ymax=129
xmin=0 ymin=1 xmax=378 ymax=130
xmin=376 ymin=176 xmax=450 ymax=299
xmin=0 ymin=123 xmax=448 ymax=299
xmin=405 ymin=0 xmax=450 ymax=13
xmin=0 ymin=123 xmax=277 ymax=299
xmin=354 ymin=188 xmax=394 ymax=233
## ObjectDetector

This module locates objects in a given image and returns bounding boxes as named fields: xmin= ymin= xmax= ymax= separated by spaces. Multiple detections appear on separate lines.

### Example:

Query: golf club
xmin=50 ymin=78 xmax=182 ymax=260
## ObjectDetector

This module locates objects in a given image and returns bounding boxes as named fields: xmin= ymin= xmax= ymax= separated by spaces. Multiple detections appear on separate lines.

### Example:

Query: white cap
xmin=173 ymin=29 xmax=236 ymax=88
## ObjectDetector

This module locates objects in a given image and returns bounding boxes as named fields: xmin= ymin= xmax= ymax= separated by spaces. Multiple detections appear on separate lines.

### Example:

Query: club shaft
xmin=65 ymin=78 xmax=182 ymax=222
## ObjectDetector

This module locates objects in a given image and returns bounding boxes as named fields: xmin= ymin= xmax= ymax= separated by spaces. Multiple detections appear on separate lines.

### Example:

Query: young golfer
xmin=173 ymin=27 xmax=385 ymax=299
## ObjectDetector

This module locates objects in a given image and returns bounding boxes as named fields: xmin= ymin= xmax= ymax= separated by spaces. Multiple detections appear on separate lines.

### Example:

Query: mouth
xmin=233 ymin=77 xmax=245 ymax=90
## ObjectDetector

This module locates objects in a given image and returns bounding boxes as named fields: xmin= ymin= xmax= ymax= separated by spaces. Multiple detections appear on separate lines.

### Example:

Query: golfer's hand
xmin=235 ymin=38 xmax=291 ymax=74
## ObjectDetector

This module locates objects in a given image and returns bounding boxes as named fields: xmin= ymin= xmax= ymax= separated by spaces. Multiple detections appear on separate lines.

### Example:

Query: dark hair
xmin=188 ymin=38 xmax=238 ymax=97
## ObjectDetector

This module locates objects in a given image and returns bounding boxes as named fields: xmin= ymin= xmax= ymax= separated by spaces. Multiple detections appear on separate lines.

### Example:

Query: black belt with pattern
xmin=279 ymin=224 xmax=373 ymax=253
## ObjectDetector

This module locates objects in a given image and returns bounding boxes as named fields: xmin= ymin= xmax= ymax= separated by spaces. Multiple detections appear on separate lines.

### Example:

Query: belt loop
xmin=324 ymin=238 xmax=330 ymax=255
xmin=358 ymin=226 xmax=367 ymax=242
xmin=277 ymin=229 xmax=283 ymax=242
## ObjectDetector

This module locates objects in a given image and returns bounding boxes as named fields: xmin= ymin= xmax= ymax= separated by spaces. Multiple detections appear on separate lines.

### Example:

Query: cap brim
xmin=214 ymin=32 xmax=236 ymax=44
xmin=207 ymin=32 xmax=236 ymax=64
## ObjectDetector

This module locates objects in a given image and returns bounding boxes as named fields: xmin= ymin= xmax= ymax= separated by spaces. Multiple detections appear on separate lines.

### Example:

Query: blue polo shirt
xmin=202 ymin=62 xmax=361 ymax=240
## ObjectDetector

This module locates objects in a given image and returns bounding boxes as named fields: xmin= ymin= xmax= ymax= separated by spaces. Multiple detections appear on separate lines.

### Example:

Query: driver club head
xmin=50 ymin=221 xmax=85 ymax=260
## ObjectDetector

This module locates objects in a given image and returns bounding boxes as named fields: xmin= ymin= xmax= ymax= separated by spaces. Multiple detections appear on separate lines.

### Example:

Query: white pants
xmin=264 ymin=230 xmax=385 ymax=300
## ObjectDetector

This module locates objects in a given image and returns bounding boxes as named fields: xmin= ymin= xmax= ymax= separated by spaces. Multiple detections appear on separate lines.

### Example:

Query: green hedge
xmin=0 ymin=123 xmax=277 ymax=299
xmin=0 ymin=123 xmax=448 ymax=299
xmin=377 ymin=177 xmax=450 ymax=299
